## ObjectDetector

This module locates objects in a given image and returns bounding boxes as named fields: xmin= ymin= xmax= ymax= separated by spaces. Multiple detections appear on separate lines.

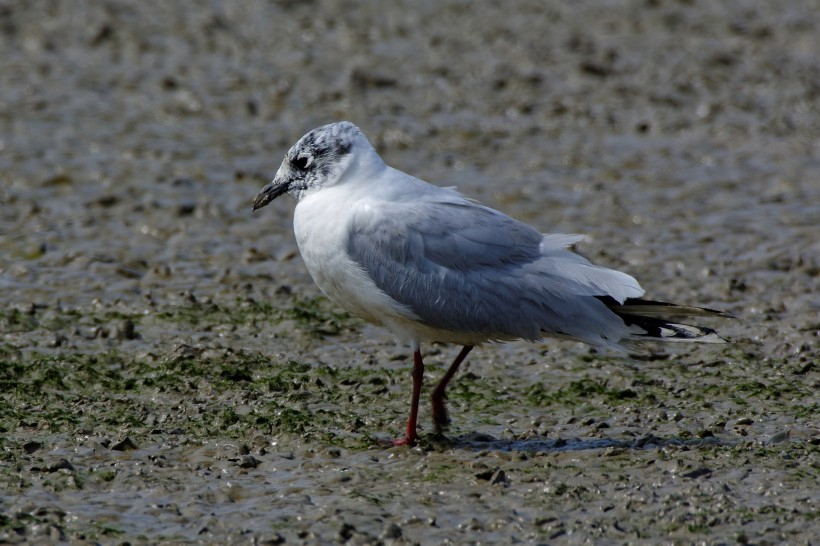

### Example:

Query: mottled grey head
xmin=252 ymin=121 xmax=364 ymax=210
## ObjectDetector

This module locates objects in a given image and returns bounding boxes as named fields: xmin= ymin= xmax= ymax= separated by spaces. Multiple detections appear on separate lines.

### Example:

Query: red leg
xmin=431 ymin=345 xmax=473 ymax=431
xmin=391 ymin=349 xmax=424 ymax=446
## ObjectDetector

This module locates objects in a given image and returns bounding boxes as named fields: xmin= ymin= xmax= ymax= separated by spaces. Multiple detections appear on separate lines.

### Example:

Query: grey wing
xmin=346 ymin=199 xmax=644 ymax=345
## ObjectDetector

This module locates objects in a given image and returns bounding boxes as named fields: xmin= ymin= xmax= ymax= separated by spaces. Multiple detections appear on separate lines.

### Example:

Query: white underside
xmin=295 ymin=184 xmax=413 ymax=337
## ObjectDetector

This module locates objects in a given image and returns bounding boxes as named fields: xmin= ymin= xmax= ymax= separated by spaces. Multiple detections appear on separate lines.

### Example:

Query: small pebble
xmin=49 ymin=333 xmax=68 ymax=348
xmin=491 ymin=469 xmax=509 ymax=485
xmin=380 ymin=522 xmax=402 ymax=540
xmin=767 ymin=430 xmax=789 ymax=444
xmin=115 ymin=319 xmax=137 ymax=340
xmin=110 ymin=437 xmax=138 ymax=451
xmin=48 ymin=459 xmax=74 ymax=472
xmin=238 ymin=455 xmax=260 ymax=468
xmin=23 ymin=441 xmax=43 ymax=454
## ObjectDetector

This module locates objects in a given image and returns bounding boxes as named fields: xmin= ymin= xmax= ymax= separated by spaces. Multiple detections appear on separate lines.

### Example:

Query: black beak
xmin=252 ymin=180 xmax=289 ymax=211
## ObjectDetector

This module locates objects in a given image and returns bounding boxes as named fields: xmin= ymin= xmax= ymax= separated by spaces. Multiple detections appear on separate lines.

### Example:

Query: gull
xmin=252 ymin=121 xmax=731 ymax=446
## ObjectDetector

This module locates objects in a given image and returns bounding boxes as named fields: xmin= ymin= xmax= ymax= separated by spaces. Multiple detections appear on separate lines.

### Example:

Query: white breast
xmin=293 ymin=185 xmax=419 ymax=331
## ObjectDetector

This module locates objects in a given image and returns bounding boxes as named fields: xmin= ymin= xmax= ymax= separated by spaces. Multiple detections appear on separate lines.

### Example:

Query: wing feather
xmin=345 ymin=196 xmax=645 ymax=346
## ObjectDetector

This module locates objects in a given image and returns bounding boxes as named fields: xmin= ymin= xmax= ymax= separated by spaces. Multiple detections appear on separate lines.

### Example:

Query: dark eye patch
xmin=293 ymin=155 xmax=311 ymax=170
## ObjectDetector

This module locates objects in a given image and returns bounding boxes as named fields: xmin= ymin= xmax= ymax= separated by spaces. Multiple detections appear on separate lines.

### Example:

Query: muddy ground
xmin=1 ymin=1 xmax=818 ymax=544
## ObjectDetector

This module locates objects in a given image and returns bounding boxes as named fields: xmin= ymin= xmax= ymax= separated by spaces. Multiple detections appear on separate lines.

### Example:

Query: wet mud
xmin=1 ymin=1 xmax=818 ymax=544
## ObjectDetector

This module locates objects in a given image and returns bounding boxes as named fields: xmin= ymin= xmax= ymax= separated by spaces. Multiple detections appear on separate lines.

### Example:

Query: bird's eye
xmin=293 ymin=155 xmax=312 ymax=170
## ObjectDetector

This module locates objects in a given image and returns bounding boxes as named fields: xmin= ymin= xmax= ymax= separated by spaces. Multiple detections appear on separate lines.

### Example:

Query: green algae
xmin=1 ymin=295 xmax=817 ymax=544
xmin=1 ymin=319 xmax=382 ymax=458
xmin=1 ymin=295 xmax=816 ymax=457
xmin=149 ymin=294 xmax=358 ymax=337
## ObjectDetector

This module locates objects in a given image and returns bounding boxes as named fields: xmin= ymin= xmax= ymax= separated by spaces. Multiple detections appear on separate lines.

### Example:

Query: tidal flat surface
xmin=1 ymin=1 xmax=818 ymax=544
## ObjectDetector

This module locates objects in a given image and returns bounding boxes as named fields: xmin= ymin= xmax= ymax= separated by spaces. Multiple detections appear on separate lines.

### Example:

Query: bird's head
xmin=253 ymin=121 xmax=371 ymax=210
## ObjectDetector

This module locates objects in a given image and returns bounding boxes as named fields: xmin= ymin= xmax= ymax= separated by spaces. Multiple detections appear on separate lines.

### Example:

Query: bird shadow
xmin=426 ymin=432 xmax=730 ymax=453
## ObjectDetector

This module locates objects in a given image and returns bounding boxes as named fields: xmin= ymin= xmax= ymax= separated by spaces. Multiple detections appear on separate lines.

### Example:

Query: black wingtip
xmin=623 ymin=315 xmax=729 ymax=343
xmin=595 ymin=297 xmax=733 ymax=343
xmin=597 ymin=296 xmax=737 ymax=319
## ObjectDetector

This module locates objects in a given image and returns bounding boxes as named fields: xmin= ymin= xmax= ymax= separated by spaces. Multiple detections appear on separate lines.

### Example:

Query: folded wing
xmin=346 ymin=196 xmax=646 ymax=347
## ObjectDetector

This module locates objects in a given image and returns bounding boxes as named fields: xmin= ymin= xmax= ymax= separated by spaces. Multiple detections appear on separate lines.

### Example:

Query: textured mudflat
xmin=1 ymin=1 xmax=818 ymax=544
